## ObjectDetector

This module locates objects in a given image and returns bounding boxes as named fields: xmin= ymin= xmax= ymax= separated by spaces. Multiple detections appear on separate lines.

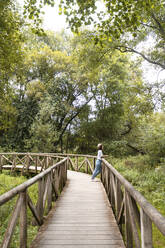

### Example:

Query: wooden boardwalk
xmin=31 ymin=170 xmax=125 ymax=248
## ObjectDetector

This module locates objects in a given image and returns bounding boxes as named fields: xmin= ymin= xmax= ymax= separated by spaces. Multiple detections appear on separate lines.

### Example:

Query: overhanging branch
xmin=115 ymin=46 xmax=165 ymax=70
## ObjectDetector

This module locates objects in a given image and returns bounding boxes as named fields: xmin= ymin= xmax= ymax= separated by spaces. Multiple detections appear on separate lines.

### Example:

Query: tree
xmin=128 ymin=113 xmax=165 ymax=164
xmin=68 ymin=31 xmax=153 ymax=155
xmin=0 ymin=0 xmax=25 ymax=149
xmin=23 ymin=0 xmax=165 ymax=71
xmin=13 ymin=32 xmax=93 ymax=152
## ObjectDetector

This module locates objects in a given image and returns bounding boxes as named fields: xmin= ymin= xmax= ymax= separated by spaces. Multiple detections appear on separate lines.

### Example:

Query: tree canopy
xmin=0 ymin=0 xmax=165 ymax=165
xmin=23 ymin=0 xmax=165 ymax=70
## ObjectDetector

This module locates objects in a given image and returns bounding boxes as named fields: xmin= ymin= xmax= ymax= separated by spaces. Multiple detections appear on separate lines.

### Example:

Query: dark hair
xmin=97 ymin=143 xmax=102 ymax=150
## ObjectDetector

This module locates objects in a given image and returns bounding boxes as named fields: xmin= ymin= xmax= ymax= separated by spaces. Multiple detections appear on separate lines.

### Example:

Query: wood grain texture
xmin=31 ymin=170 xmax=125 ymax=248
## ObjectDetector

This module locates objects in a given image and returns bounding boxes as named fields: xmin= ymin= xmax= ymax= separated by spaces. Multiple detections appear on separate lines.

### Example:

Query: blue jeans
xmin=91 ymin=159 xmax=102 ymax=179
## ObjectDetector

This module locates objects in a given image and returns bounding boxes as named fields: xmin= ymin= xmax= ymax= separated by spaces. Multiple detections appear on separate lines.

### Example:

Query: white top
xmin=97 ymin=150 xmax=103 ymax=160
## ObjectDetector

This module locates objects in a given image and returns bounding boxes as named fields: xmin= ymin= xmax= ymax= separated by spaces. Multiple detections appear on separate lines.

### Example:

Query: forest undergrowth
xmin=109 ymin=155 xmax=165 ymax=248
xmin=0 ymin=172 xmax=39 ymax=248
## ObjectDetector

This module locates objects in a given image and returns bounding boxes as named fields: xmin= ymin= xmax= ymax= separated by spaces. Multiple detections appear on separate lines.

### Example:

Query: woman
xmin=91 ymin=143 xmax=103 ymax=181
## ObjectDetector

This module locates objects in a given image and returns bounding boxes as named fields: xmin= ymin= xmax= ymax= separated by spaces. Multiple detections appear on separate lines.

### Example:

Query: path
xmin=31 ymin=170 xmax=125 ymax=248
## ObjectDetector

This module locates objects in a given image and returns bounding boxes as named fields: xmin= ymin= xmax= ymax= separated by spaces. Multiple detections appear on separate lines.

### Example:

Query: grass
xmin=108 ymin=155 xmax=165 ymax=248
xmin=0 ymin=171 xmax=39 ymax=248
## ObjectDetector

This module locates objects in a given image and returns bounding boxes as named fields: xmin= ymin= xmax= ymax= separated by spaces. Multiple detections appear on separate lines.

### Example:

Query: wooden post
xmin=65 ymin=160 xmax=67 ymax=182
xmin=37 ymin=178 xmax=44 ymax=223
xmin=25 ymin=154 xmax=30 ymax=174
xmin=127 ymin=194 xmax=141 ymax=248
xmin=93 ymin=158 xmax=96 ymax=170
xmin=132 ymin=197 xmax=140 ymax=229
xmin=86 ymin=158 xmax=88 ymax=174
xmin=20 ymin=191 xmax=27 ymax=248
xmin=35 ymin=156 xmax=38 ymax=174
xmin=0 ymin=155 xmax=2 ymax=173
xmin=47 ymin=173 xmax=52 ymax=213
xmin=116 ymin=179 xmax=123 ymax=218
xmin=67 ymin=156 xmax=69 ymax=170
xmin=11 ymin=154 xmax=16 ymax=174
xmin=104 ymin=167 xmax=109 ymax=194
xmin=125 ymin=190 xmax=133 ymax=248
xmin=110 ymin=173 xmax=115 ymax=212
xmin=46 ymin=156 xmax=49 ymax=169
xmin=76 ymin=156 xmax=78 ymax=171
xmin=54 ymin=167 xmax=60 ymax=198
xmin=140 ymin=208 xmax=153 ymax=248
xmin=1 ymin=195 xmax=23 ymax=248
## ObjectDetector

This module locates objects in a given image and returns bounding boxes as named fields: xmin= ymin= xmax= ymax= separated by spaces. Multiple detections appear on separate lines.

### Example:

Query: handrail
xmin=0 ymin=158 xmax=67 ymax=206
xmin=101 ymin=158 xmax=165 ymax=248
xmin=102 ymin=158 xmax=165 ymax=235
xmin=0 ymin=154 xmax=68 ymax=248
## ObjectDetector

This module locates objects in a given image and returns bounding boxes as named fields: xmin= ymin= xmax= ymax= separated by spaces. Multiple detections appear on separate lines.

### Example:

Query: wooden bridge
xmin=0 ymin=153 xmax=165 ymax=248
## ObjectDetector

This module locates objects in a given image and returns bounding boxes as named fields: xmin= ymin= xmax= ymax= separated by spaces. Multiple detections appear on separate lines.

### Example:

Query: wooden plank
xmin=31 ymin=171 xmax=125 ymax=248
xmin=36 ymin=245 xmax=124 ymax=248
xmin=39 ymin=234 xmax=123 ymax=239
xmin=41 ymin=230 xmax=122 ymax=235
xmin=39 ymin=239 xmax=124 ymax=245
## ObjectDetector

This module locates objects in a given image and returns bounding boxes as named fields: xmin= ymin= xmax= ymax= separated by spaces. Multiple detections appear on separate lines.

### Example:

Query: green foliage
xmin=109 ymin=155 xmax=165 ymax=247
xmin=22 ymin=0 xmax=165 ymax=73
xmin=141 ymin=114 xmax=165 ymax=161
xmin=0 ymin=9 xmax=163 ymax=164
xmin=23 ymin=0 xmax=162 ymax=36
xmin=0 ymin=172 xmax=38 ymax=248
xmin=0 ymin=1 xmax=24 ymax=139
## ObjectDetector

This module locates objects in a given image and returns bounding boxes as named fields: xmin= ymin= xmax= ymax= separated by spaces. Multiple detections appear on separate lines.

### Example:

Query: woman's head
xmin=97 ymin=143 xmax=103 ymax=150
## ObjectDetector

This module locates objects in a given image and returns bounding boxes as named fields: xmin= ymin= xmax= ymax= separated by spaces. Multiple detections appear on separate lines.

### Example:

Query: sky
xmin=42 ymin=4 xmax=68 ymax=32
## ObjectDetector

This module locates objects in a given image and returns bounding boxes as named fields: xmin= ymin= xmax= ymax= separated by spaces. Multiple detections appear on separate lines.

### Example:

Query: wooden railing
xmin=0 ymin=153 xmax=64 ymax=174
xmin=101 ymin=158 xmax=165 ymax=248
xmin=0 ymin=153 xmax=165 ymax=248
xmin=0 ymin=154 xmax=67 ymax=248
xmin=54 ymin=153 xmax=96 ymax=173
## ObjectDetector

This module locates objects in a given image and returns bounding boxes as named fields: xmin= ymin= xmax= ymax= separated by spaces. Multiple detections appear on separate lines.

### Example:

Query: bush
xmin=108 ymin=155 xmax=165 ymax=248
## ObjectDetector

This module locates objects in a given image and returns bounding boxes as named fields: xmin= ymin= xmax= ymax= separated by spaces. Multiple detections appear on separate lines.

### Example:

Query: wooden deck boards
xmin=31 ymin=170 xmax=125 ymax=248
